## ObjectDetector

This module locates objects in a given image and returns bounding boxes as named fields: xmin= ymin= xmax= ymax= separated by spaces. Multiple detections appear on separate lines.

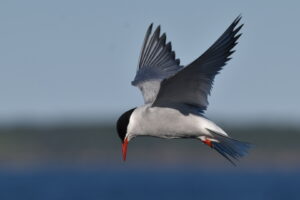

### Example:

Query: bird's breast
xmin=128 ymin=105 xmax=209 ymax=139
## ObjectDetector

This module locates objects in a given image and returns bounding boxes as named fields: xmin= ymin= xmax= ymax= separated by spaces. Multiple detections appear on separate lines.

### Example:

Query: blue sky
xmin=1 ymin=0 xmax=300 ymax=123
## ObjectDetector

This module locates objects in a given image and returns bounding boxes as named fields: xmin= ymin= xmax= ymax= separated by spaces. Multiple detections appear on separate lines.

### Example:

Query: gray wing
xmin=132 ymin=24 xmax=183 ymax=104
xmin=153 ymin=16 xmax=243 ymax=112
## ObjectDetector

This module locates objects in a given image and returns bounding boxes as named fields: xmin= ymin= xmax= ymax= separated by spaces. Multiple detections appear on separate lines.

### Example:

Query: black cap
xmin=116 ymin=108 xmax=136 ymax=142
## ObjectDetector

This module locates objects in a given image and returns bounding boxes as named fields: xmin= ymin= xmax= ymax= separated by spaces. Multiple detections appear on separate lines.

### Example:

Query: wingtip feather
xmin=234 ymin=24 xmax=244 ymax=35
xmin=234 ymin=15 xmax=242 ymax=25
xmin=154 ymin=25 xmax=161 ymax=37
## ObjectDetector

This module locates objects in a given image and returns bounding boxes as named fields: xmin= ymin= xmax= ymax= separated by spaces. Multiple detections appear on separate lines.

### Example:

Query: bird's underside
xmin=127 ymin=104 xmax=251 ymax=165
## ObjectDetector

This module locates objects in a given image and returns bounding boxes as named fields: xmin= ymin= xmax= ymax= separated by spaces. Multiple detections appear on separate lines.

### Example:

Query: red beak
xmin=122 ymin=138 xmax=128 ymax=161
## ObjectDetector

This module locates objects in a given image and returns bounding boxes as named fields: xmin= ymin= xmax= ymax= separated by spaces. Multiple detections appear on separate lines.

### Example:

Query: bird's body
xmin=127 ymin=104 xmax=227 ymax=140
xmin=116 ymin=16 xmax=251 ymax=165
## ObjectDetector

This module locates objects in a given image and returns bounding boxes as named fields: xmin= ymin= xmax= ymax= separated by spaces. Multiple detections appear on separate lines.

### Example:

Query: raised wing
xmin=153 ymin=16 xmax=243 ymax=112
xmin=132 ymin=24 xmax=183 ymax=104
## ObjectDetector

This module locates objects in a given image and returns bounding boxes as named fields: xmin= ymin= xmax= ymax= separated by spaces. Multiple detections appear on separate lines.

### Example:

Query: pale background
xmin=1 ymin=0 xmax=299 ymax=125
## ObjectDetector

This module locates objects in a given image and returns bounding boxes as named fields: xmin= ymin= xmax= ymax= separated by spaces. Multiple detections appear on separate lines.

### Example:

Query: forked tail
xmin=201 ymin=129 xmax=252 ymax=166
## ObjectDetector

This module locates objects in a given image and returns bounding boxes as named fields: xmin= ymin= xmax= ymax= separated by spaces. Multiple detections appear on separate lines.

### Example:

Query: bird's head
xmin=116 ymin=108 xmax=136 ymax=161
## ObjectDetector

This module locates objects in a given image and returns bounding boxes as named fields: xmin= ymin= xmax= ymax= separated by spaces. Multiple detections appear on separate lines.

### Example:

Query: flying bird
xmin=117 ymin=16 xmax=251 ymax=165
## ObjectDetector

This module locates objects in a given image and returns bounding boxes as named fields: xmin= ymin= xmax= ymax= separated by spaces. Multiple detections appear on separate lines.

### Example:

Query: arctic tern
xmin=117 ymin=16 xmax=251 ymax=165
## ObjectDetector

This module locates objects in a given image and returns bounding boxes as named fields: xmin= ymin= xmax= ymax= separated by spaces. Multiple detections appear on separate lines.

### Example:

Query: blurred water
xmin=0 ymin=166 xmax=299 ymax=200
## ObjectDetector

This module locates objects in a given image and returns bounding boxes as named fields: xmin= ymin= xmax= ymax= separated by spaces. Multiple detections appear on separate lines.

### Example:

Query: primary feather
xmin=153 ymin=16 xmax=243 ymax=112
xmin=132 ymin=24 xmax=183 ymax=104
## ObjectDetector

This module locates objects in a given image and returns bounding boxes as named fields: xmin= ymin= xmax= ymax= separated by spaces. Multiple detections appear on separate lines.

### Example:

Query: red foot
xmin=202 ymin=138 xmax=213 ymax=147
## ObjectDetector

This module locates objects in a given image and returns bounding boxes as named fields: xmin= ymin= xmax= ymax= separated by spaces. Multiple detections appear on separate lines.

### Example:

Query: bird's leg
xmin=199 ymin=136 xmax=217 ymax=148
xmin=202 ymin=138 xmax=213 ymax=147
